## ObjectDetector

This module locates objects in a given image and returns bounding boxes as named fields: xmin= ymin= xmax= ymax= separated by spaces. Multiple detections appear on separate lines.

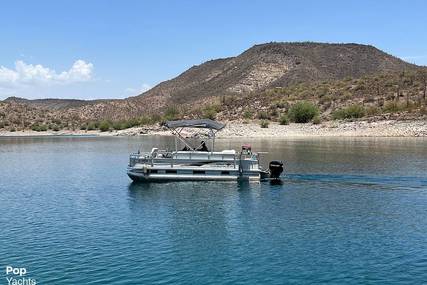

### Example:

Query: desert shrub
xmin=31 ymin=124 xmax=48 ymax=132
xmin=99 ymin=120 xmax=111 ymax=132
xmin=269 ymin=108 xmax=278 ymax=118
xmin=10 ymin=127 xmax=16 ymax=132
xmin=288 ymin=101 xmax=319 ymax=123
xmin=243 ymin=109 xmax=253 ymax=119
xmin=52 ymin=125 xmax=60 ymax=131
xmin=319 ymin=94 xmax=333 ymax=104
xmin=257 ymin=111 xmax=269 ymax=120
xmin=220 ymin=96 xmax=235 ymax=107
xmin=383 ymin=101 xmax=405 ymax=113
xmin=164 ymin=106 xmax=180 ymax=121
xmin=129 ymin=118 xmax=140 ymax=128
xmin=312 ymin=116 xmax=321 ymax=124
xmin=52 ymin=118 xmax=61 ymax=125
xmin=0 ymin=121 xmax=4 ymax=129
xmin=113 ymin=121 xmax=126 ymax=130
xmin=202 ymin=105 xmax=218 ymax=120
xmin=332 ymin=104 xmax=365 ymax=120
xmin=260 ymin=120 xmax=269 ymax=128
xmin=279 ymin=114 xmax=289 ymax=125
xmin=86 ymin=122 xmax=97 ymax=131
xmin=150 ymin=114 xmax=162 ymax=124
xmin=138 ymin=116 xmax=151 ymax=125
xmin=80 ymin=124 xmax=87 ymax=130
xmin=366 ymin=106 xmax=381 ymax=116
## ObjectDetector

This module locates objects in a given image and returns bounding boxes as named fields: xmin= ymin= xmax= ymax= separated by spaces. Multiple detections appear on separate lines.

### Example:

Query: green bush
xmin=139 ymin=116 xmax=152 ymax=126
xmin=150 ymin=114 xmax=162 ymax=124
xmin=383 ymin=101 xmax=405 ymax=113
xmin=288 ymin=101 xmax=319 ymax=123
xmin=332 ymin=104 xmax=365 ymax=120
xmin=202 ymin=106 xmax=218 ymax=120
xmin=164 ymin=106 xmax=180 ymax=121
xmin=279 ymin=114 xmax=289 ymax=125
xmin=52 ymin=125 xmax=61 ymax=131
xmin=366 ymin=106 xmax=380 ymax=116
xmin=113 ymin=121 xmax=129 ymax=130
xmin=257 ymin=111 xmax=269 ymax=120
xmin=260 ymin=120 xmax=269 ymax=128
xmin=99 ymin=120 xmax=111 ymax=132
xmin=86 ymin=122 xmax=97 ymax=131
xmin=243 ymin=109 xmax=253 ymax=119
xmin=10 ymin=127 xmax=16 ymax=132
xmin=31 ymin=124 xmax=48 ymax=132
xmin=312 ymin=116 xmax=321 ymax=124
xmin=127 ymin=118 xmax=140 ymax=128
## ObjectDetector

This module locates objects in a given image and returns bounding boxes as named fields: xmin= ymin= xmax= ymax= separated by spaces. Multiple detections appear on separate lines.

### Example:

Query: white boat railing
xmin=129 ymin=150 xmax=260 ymax=169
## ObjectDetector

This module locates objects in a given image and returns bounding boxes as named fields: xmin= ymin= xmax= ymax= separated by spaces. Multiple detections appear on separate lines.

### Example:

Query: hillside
xmin=3 ymin=96 xmax=107 ymax=110
xmin=1 ymin=42 xmax=426 ymax=132
xmin=138 ymin=42 xmax=416 ymax=107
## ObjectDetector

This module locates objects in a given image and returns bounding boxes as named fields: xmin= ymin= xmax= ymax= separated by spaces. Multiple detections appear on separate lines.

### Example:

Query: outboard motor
xmin=269 ymin=161 xmax=284 ymax=179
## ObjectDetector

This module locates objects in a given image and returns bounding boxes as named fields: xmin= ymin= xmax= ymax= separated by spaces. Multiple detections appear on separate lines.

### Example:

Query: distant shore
xmin=1 ymin=119 xmax=426 ymax=138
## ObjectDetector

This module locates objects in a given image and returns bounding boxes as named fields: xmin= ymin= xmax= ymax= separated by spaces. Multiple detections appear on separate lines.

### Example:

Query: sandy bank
xmin=1 ymin=120 xmax=426 ymax=138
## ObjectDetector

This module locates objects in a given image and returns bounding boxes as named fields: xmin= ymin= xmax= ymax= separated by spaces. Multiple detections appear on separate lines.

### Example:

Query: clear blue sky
xmin=0 ymin=0 xmax=426 ymax=100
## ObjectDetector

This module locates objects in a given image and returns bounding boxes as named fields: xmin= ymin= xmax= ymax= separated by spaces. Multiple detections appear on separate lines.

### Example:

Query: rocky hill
xmin=138 ymin=42 xmax=416 ymax=106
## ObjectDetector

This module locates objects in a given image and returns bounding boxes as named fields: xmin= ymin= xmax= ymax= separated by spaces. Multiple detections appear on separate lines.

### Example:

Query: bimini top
xmin=165 ymin=119 xmax=225 ymax=130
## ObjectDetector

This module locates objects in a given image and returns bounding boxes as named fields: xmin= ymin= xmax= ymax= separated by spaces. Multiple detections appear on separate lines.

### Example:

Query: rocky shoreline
xmin=1 ymin=119 xmax=427 ymax=138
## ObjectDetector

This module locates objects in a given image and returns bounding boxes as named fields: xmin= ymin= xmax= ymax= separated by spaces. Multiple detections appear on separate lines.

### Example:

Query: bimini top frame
xmin=164 ymin=119 xmax=225 ymax=152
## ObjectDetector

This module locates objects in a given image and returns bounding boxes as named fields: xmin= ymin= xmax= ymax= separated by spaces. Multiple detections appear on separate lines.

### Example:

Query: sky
xmin=0 ymin=0 xmax=426 ymax=100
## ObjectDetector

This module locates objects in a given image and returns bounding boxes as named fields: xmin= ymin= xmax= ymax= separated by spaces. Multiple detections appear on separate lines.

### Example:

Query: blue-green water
xmin=1 ymin=136 xmax=426 ymax=284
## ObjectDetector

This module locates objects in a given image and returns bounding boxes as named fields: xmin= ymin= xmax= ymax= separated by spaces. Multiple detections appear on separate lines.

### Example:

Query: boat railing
xmin=129 ymin=150 xmax=259 ymax=168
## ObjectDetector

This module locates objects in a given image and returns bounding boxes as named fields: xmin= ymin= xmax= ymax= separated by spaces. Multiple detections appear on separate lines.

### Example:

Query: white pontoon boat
xmin=127 ymin=119 xmax=283 ymax=182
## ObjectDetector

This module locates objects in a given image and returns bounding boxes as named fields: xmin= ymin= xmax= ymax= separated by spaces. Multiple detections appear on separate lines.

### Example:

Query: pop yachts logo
xmin=5 ymin=266 xmax=36 ymax=285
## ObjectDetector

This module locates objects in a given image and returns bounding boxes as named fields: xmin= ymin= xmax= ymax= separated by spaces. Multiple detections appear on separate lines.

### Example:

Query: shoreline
xmin=1 ymin=119 xmax=426 ymax=138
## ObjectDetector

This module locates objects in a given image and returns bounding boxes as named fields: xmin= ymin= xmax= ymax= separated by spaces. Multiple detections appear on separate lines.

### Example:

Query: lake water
xmin=1 ymin=136 xmax=426 ymax=284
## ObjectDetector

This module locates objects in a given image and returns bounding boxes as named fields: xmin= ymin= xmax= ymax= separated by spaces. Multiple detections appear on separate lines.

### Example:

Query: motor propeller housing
xmin=269 ymin=160 xmax=284 ymax=179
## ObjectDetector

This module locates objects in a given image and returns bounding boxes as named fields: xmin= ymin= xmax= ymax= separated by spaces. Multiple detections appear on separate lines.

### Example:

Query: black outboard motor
xmin=269 ymin=161 xmax=284 ymax=179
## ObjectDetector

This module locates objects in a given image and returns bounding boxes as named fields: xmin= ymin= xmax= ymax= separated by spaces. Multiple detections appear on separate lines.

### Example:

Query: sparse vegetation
xmin=260 ymin=120 xmax=269 ymax=128
xmin=164 ymin=106 xmax=180 ymax=121
xmin=99 ymin=120 xmax=111 ymax=132
xmin=332 ymin=104 xmax=365 ymax=120
xmin=279 ymin=114 xmax=289 ymax=125
xmin=312 ymin=116 xmax=321 ymax=124
xmin=31 ymin=123 xmax=48 ymax=132
xmin=383 ymin=101 xmax=405 ymax=113
xmin=202 ymin=105 xmax=220 ymax=120
xmin=257 ymin=111 xmax=269 ymax=120
xmin=86 ymin=121 xmax=97 ymax=131
xmin=288 ymin=101 xmax=319 ymax=123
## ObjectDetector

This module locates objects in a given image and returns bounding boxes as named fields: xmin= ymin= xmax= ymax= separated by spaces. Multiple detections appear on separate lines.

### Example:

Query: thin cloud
xmin=125 ymin=83 xmax=152 ymax=95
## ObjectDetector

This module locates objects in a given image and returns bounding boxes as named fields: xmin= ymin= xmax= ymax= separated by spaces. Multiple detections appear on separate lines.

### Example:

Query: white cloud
xmin=125 ymin=83 xmax=151 ymax=95
xmin=0 ymin=59 xmax=94 ymax=88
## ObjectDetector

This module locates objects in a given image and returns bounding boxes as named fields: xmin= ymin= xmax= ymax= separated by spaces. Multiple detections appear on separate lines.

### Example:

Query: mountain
xmin=135 ymin=42 xmax=417 ymax=107
xmin=3 ymin=96 xmax=106 ymax=110
xmin=1 ymin=42 xmax=425 ymax=131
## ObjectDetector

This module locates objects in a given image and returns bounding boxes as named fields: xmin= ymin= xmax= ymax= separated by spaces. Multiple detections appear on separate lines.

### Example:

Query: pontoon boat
xmin=127 ymin=119 xmax=283 ymax=182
